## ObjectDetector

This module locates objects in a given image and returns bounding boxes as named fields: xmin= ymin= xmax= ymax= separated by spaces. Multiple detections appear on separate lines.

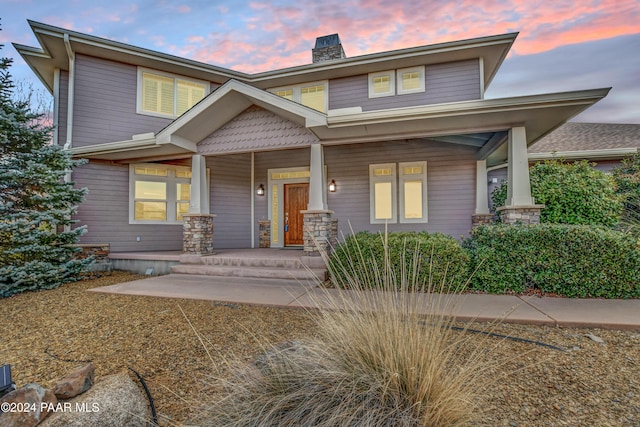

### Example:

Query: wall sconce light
xmin=256 ymin=184 xmax=265 ymax=196
xmin=328 ymin=179 xmax=337 ymax=192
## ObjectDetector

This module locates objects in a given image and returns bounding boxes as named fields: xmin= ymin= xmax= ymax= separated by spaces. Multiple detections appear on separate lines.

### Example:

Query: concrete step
xmin=170 ymin=264 xmax=327 ymax=281
xmin=200 ymin=256 xmax=303 ymax=269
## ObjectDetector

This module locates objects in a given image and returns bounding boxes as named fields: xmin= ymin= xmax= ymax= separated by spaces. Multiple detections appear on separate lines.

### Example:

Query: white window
xmin=269 ymin=81 xmax=328 ymax=112
xmin=369 ymin=162 xmax=428 ymax=224
xmin=137 ymin=68 xmax=209 ymax=118
xmin=369 ymin=163 xmax=397 ymax=224
xmin=368 ymin=70 xmax=395 ymax=98
xmin=129 ymin=163 xmax=193 ymax=224
xmin=399 ymin=161 xmax=427 ymax=223
xmin=396 ymin=66 xmax=425 ymax=95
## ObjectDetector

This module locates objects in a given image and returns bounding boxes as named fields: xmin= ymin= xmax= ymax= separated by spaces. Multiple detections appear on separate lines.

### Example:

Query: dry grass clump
xmin=198 ymin=234 xmax=498 ymax=426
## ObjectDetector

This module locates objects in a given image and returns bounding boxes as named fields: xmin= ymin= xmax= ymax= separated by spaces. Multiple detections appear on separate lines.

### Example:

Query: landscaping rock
xmin=585 ymin=333 xmax=605 ymax=344
xmin=0 ymin=383 xmax=57 ymax=427
xmin=41 ymin=373 xmax=149 ymax=427
xmin=53 ymin=363 xmax=95 ymax=399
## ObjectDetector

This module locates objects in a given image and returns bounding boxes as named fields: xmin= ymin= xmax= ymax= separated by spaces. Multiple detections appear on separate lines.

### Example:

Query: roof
xmin=530 ymin=122 xmax=640 ymax=152
xmin=14 ymin=20 xmax=516 ymax=93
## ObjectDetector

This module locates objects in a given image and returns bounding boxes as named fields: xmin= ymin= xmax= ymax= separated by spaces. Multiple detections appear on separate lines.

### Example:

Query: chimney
xmin=312 ymin=34 xmax=346 ymax=63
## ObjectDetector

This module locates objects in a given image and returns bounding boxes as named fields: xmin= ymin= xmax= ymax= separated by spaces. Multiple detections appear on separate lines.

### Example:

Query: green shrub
xmin=612 ymin=153 xmax=640 ymax=237
xmin=329 ymin=231 xmax=469 ymax=291
xmin=491 ymin=160 xmax=623 ymax=226
xmin=465 ymin=224 xmax=640 ymax=298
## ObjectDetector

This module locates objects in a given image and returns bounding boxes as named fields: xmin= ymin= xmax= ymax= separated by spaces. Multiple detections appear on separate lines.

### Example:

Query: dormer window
xmin=397 ymin=67 xmax=426 ymax=95
xmin=368 ymin=71 xmax=395 ymax=98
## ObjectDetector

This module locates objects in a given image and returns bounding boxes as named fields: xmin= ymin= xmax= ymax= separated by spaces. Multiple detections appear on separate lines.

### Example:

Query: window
xmin=268 ymin=81 xmax=328 ymax=112
xmin=397 ymin=67 xmax=425 ymax=95
xmin=129 ymin=163 xmax=193 ymax=224
xmin=368 ymin=71 xmax=395 ymax=98
xmin=369 ymin=163 xmax=397 ymax=224
xmin=369 ymin=162 xmax=428 ymax=224
xmin=399 ymin=161 xmax=427 ymax=223
xmin=138 ymin=68 xmax=209 ymax=118
xmin=368 ymin=66 xmax=426 ymax=98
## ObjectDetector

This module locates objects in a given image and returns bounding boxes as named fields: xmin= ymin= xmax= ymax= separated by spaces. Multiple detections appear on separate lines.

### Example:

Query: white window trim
xmin=368 ymin=70 xmax=395 ymax=98
xmin=129 ymin=163 xmax=193 ymax=225
xmin=268 ymin=80 xmax=328 ymax=112
xmin=136 ymin=67 xmax=210 ymax=119
xmin=369 ymin=163 xmax=397 ymax=224
xmin=399 ymin=161 xmax=428 ymax=223
xmin=396 ymin=66 xmax=426 ymax=95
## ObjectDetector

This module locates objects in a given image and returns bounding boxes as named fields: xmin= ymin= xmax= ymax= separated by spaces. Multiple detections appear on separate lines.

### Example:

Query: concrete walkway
xmin=89 ymin=274 xmax=640 ymax=331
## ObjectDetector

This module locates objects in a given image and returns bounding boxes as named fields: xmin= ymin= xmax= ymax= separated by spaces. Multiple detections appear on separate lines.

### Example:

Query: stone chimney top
xmin=312 ymin=34 xmax=346 ymax=63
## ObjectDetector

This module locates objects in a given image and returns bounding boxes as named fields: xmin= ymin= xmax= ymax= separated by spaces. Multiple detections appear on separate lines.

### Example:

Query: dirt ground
xmin=0 ymin=271 xmax=638 ymax=426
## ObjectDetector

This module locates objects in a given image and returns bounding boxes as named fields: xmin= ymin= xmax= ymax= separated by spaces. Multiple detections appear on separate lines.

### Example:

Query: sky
xmin=1 ymin=0 xmax=639 ymax=123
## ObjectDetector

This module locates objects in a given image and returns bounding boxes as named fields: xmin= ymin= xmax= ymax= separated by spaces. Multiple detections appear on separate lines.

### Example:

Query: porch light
xmin=256 ymin=184 xmax=265 ymax=196
xmin=328 ymin=180 xmax=337 ymax=192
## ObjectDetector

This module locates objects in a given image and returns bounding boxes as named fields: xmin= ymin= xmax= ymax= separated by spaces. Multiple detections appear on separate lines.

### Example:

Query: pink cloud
xmin=176 ymin=5 xmax=191 ymax=13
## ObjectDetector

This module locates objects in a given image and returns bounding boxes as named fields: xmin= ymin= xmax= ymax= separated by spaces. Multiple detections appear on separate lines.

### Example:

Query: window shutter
xmin=177 ymin=80 xmax=206 ymax=116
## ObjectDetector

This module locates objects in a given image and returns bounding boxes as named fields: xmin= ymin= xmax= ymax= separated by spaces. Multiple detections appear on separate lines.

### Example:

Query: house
xmin=488 ymin=122 xmax=640 ymax=199
xmin=14 ymin=20 xmax=610 ymax=260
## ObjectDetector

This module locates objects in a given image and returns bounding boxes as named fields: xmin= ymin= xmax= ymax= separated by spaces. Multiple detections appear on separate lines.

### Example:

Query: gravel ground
xmin=0 ymin=271 xmax=638 ymax=426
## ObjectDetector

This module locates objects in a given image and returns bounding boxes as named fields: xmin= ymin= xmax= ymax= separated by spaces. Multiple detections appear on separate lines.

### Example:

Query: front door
xmin=284 ymin=183 xmax=309 ymax=246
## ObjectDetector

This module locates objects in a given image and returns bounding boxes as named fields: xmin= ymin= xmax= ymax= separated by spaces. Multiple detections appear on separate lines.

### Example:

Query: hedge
xmin=465 ymin=224 xmax=640 ymax=298
xmin=329 ymin=231 xmax=470 ymax=291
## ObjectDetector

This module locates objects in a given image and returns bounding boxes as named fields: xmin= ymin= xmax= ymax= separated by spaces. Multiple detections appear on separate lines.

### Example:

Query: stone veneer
xmin=71 ymin=243 xmax=112 ymax=272
xmin=258 ymin=220 xmax=271 ymax=248
xmin=471 ymin=214 xmax=496 ymax=227
xmin=183 ymin=214 xmax=215 ymax=255
xmin=301 ymin=210 xmax=338 ymax=256
xmin=496 ymin=205 xmax=545 ymax=224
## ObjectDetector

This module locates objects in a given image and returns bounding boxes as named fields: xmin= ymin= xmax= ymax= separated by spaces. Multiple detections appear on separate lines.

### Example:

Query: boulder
xmin=40 ymin=373 xmax=149 ymax=427
xmin=0 ymin=383 xmax=57 ymax=427
xmin=53 ymin=363 xmax=95 ymax=400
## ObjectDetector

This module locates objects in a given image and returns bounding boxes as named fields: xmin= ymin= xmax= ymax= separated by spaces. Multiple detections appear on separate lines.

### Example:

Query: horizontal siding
xmin=72 ymin=55 xmax=172 ymax=147
xmin=208 ymin=154 xmax=252 ymax=248
xmin=70 ymin=55 xmax=218 ymax=148
xmin=324 ymin=140 xmax=478 ymax=238
xmin=329 ymin=59 xmax=480 ymax=112
xmin=73 ymin=160 xmax=183 ymax=252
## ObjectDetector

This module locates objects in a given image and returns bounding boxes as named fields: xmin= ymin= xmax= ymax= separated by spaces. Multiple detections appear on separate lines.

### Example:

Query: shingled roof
xmin=530 ymin=122 xmax=640 ymax=153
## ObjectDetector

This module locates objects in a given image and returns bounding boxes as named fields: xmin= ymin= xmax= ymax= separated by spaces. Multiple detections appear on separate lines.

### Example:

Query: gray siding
xmin=488 ymin=167 xmax=507 ymax=210
xmin=72 ymin=55 xmax=172 ymax=147
xmin=199 ymin=106 xmax=318 ymax=154
xmin=73 ymin=160 xmax=183 ymax=252
xmin=208 ymin=154 xmax=252 ymax=248
xmin=324 ymin=140 xmax=477 ymax=238
xmin=329 ymin=59 xmax=480 ymax=112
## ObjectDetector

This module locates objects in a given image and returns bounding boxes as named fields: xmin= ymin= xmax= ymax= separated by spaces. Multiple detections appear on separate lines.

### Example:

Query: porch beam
xmin=506 ymin=126 xmax=534 ymax=206
xmin=308 ymin=144 xmax=327 ymax=211
xmin=189 ymin=154 xmax=210 ymax=214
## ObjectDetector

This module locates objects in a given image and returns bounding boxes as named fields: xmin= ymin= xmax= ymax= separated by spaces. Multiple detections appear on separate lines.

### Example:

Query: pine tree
xmin=0 ymin=34 xmax=91 ymax=297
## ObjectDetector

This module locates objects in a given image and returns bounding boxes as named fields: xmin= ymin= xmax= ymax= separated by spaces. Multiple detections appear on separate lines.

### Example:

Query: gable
xmin=198 ymin=105 xmax=320 ymax=155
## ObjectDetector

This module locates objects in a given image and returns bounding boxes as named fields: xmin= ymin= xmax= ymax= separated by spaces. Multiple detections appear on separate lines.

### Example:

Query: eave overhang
xmin=14 ymin=20 xmax=516 ymax=93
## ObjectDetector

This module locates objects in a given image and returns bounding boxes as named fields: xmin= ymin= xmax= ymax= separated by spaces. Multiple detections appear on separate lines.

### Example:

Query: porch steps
xmin=170 ymin=252 xmax=328 ymax=282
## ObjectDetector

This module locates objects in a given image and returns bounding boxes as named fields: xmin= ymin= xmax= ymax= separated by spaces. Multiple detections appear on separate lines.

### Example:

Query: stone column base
xmin=301 ymin=210 xmax=338 ymax=256
xmin=183 ymin=214 xmax=216 ymax=255
xmin=471 ymin=213 xmax=495 ymax=227
xmin=258 ymin=220 xmax=271 ymax=248
xmin=496 ymin=205 xmax=545 ymax=224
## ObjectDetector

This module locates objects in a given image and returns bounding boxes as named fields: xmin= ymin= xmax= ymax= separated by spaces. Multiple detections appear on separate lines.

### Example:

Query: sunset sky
xmin=1 ymin=0 xmax=639 ymax=123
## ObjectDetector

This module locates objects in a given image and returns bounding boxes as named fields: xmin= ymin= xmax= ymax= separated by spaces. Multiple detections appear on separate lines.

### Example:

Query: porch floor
xmin=108 ymin=248 xmax=306 ymax=262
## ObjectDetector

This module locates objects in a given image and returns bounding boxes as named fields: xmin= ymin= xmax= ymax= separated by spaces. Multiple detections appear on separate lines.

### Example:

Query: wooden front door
xmin=284 ymin=183 xmax=309 ymax=246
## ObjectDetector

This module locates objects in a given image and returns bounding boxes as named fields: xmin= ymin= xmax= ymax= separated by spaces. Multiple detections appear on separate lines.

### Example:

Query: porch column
xmin=302 ymin=143 xmax=337 ymax=256
xmin=189 ymin=154 xmax=209 ymax=214
xmin=472 ymin=159 xmax=495 ymax=227
xmin=497 ymin=126 xmax=544 ymax=224
xmin=308 ymin=143 xmax=327 ymax=211
xmin=183 ymin=154 xmax=214 ymax=255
